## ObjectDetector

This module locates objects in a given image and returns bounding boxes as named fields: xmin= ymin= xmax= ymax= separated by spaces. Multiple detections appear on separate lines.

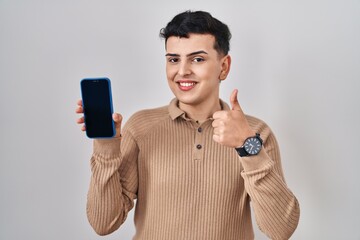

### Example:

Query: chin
xmin=170 ymin=87 xmax=206 ymax=106
xmin=176 ymin=95 xmax=202 ymax=106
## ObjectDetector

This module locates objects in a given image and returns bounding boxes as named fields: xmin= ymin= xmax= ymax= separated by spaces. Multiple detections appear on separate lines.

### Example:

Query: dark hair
xmin=159 ymin=10 xmax=232 ymax=55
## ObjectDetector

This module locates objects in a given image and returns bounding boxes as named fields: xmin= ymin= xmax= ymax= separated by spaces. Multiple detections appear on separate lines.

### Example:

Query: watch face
xmin=244 ymin=137 xmax=262 ymax=155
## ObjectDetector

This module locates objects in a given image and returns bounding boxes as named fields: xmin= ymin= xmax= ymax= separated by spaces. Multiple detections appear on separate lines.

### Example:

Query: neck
xmin=179 ymin=98 xmax=221 ymax=123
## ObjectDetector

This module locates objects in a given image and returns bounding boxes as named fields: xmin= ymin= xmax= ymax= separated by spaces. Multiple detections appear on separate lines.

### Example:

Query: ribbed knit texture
xmin=86 ymin=99 xmax=300 ymax=240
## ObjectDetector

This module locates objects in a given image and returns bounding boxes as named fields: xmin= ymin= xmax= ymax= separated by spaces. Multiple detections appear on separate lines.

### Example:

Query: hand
xmin=75 ymin=99 xmax=123 ymax=137
xmin=212 ymin=89 xmax=255 ymax=148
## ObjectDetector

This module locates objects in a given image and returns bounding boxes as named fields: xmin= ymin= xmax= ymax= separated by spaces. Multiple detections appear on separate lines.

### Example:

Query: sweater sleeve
xmin=240 ymin=120 xmax=300 ymax=240
xmin=86 ymin=128 xmax=138 ymax=236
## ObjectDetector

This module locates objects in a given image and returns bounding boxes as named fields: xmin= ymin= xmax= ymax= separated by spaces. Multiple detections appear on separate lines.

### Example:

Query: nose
xmin=178 ymin=61 xmax=191 ymax=77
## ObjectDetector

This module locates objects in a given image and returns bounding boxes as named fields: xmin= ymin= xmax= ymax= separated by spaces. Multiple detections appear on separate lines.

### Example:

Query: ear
xmin=219 ymin=55 xmax=231 ymax=81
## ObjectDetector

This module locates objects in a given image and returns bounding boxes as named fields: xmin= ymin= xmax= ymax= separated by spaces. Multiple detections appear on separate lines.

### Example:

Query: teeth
xmin=179 ymin=82 xmax=195 ymax=87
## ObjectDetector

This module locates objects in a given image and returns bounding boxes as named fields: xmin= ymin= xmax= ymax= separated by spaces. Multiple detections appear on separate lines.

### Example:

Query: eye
xmin=168 ymin=58 xmax=179 ymax=63
xmin=192 ymin=57 xmax=205 ymax=63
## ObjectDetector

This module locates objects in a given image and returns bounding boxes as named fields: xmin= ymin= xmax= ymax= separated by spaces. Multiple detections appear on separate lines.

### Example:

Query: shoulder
xmin=123 ymin=105 xmax=170 ymax=138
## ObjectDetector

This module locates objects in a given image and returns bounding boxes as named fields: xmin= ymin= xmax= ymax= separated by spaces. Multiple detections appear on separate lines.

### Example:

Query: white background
xmin=0 ymin=0 xmax=359 ymax=239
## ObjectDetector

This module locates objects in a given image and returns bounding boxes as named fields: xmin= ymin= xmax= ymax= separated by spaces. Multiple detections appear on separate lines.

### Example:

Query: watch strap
xmin=235 ymin=147 xmax=248 ymax=157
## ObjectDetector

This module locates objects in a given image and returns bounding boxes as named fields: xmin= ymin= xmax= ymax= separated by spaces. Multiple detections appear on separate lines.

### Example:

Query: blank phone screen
xmin=80 ymin=78 xmax=115 ymax=138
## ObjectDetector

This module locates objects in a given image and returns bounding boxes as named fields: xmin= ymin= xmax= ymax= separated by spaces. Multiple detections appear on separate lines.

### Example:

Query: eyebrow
xmin=165 ymin=50 xmax=208 ymax=57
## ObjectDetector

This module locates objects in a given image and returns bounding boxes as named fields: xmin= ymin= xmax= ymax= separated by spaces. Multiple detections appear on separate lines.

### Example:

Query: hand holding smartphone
xmin=80 ymin=78 xmax=116 ymax=138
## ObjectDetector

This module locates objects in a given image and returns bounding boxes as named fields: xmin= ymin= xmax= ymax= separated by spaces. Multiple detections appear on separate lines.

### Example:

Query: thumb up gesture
xmin=212 ymin=89 xmax=255 ymax=148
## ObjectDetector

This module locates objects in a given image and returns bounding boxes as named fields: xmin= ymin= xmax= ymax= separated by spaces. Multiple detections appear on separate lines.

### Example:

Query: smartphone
xmin=80 ymin=78 xmax=115 ymax=138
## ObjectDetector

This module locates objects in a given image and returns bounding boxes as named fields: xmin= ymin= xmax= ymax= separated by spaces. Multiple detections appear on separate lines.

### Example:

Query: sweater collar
xmin=168 ymin=98 xmax=230 ymax=121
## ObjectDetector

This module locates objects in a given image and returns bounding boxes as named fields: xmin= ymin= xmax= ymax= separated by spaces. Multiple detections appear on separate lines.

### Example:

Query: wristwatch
xmin=235 ymin=133 xmax=263 ymax=157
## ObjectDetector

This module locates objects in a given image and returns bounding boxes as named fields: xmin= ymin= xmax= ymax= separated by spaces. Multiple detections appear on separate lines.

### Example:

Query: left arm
xmin=212 ymin=89 xmax=300 ymax=239
xmin=239 ymin=120 xmax=300 ymax=240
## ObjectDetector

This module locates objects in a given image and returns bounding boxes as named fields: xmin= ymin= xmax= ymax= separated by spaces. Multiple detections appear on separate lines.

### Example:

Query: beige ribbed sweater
xmin=86 ymin=99 xmax=300 ymax=240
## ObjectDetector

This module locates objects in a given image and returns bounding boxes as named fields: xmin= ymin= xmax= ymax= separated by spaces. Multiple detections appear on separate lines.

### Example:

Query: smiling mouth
xmin=179 ymin=82 xmax=195 ymax=87
xmin=177 ymin=81 xmax=197 ymax=91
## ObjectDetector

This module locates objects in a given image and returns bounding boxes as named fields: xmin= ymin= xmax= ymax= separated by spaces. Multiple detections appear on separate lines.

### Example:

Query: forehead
xmin=166 ymin=34 xmax=216 ymax=54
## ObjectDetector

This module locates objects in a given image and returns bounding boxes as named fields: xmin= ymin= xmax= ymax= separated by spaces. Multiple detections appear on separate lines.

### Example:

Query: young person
xmin=76 ymin=10 xmax=300 ymax=240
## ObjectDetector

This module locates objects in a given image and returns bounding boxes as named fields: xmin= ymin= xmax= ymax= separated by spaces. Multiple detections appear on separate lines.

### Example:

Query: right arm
xmin=76 ymin=100 xmax=138 ymax=235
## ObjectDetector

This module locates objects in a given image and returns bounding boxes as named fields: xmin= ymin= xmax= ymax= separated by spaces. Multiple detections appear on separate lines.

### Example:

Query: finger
xmin=213 ymin=134 xmax=220 ymax=143
xmin=230 ymin=89 xmax=242 ymax=111
xmin=75 ymin=106 xmax=83 ymax=114
xmin=212 ymin=119 xmax=223 ymax=128
xmin=213 ymin=127 xmax=221 ymax=135
xmin=112 ymin=113 xmax=122 ymax=137
xmin=212 ymin=111 xmax=220 ymax=119
xmin=212 ymin=119 xmax=218 ymax=128
xmin=81 ymin=125 xmax=86 ymax=131
xmin=113 ymin=113 xmax=123 ymax=123
xmin=77 ymin=117 xmax=84 ymax=124
xmin=212 ymin=110 xmax=226 ymax=120
xmin=77 ymin=99 xmax=83 ymax=106
xmin=213 ymin=134 xmax=225 ymax=145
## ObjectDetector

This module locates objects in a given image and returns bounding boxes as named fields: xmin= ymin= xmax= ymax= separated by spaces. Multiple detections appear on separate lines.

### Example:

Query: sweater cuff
xmin=93 ymin=137 xmax=121 ymax=158
xmin=239 ymin=148 xmax=272 ymax=172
